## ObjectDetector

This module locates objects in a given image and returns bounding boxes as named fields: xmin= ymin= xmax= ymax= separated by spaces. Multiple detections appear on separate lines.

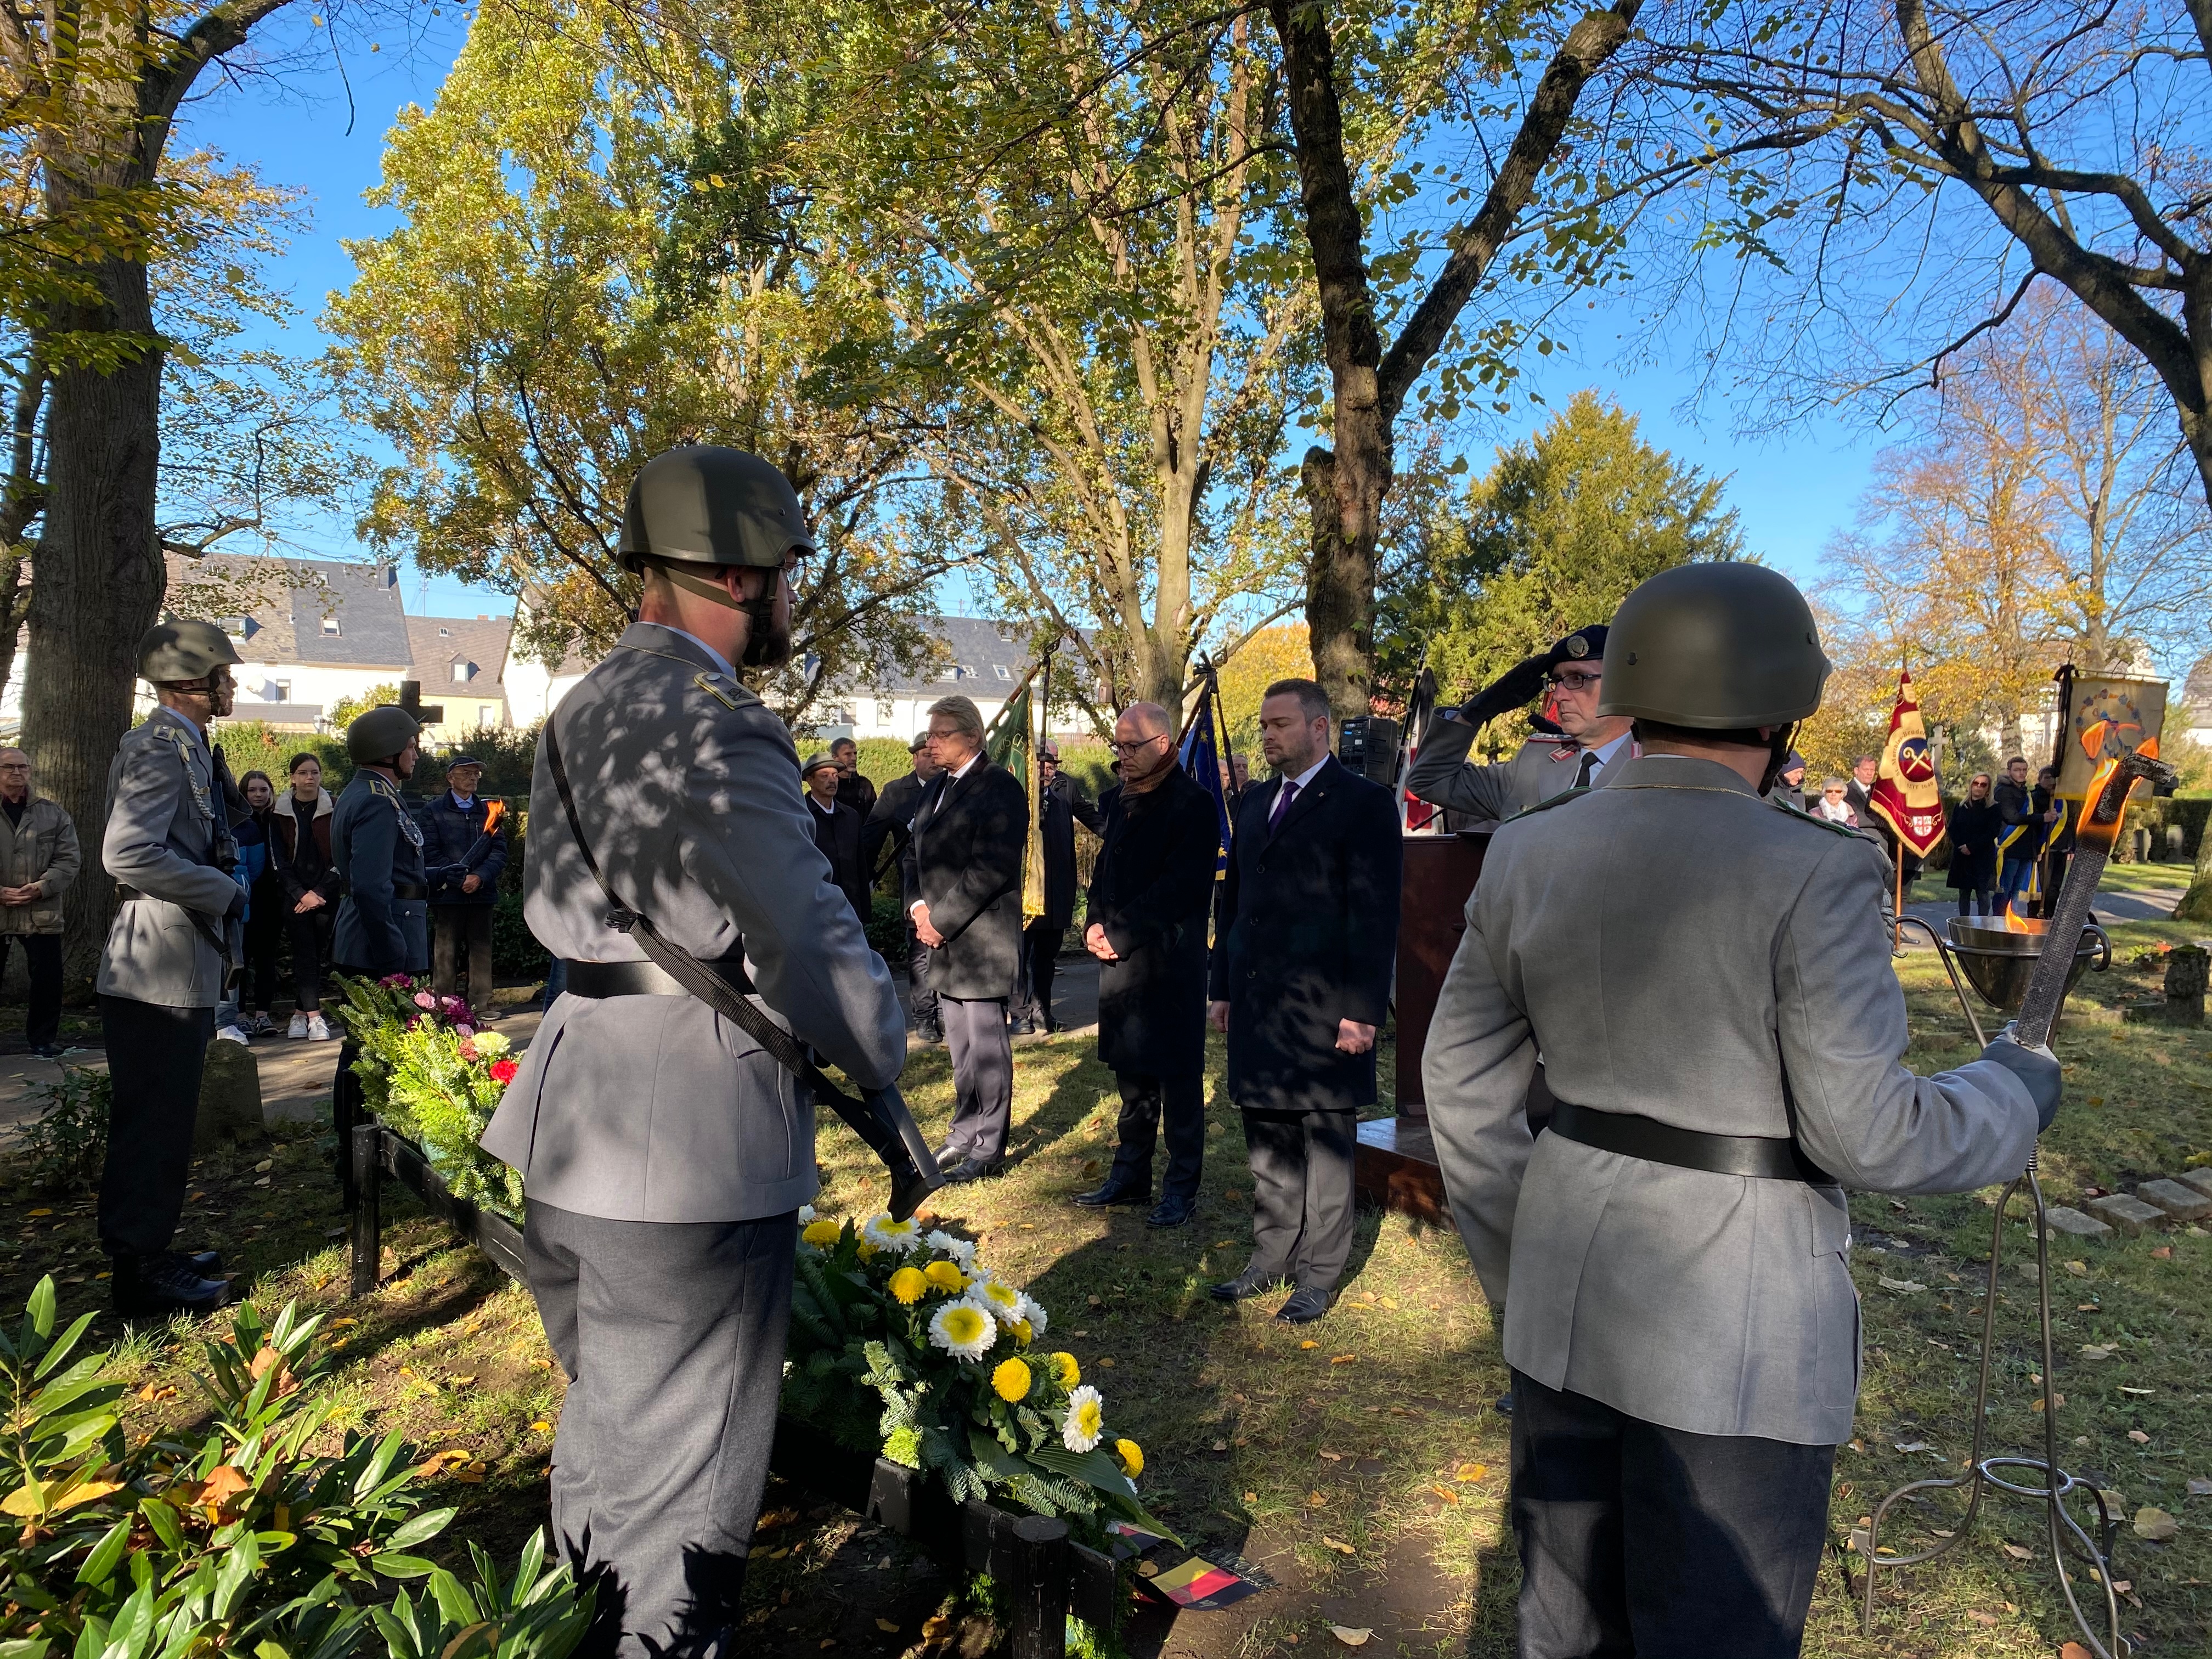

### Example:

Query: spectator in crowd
xmin=1812 ymin=778 xmax=1858 ymax=826
xmin=1850 ymin=749 xmax=1921 ymax=889
xmin=802 ymin=752 xmax=871 ymax=925
xmin=1768 ymin=752 xmax=1809 ymax=811
xmin=422 ymin=754 xmax=507 ymax=1004
xmin=1946 ymin=771 xmax=2001 ymax=917
xmin=0 ymin=747 xmax=80 ymax=1059
xmin=866 ymin=735 xmax=943 ymax=1040
xmin=1208 ymin=679 xmax=1401 ymax=1324
xmin=233 ymin=771 xmax=283 ymax=1036
xmin=270 ymin=752 xmax=338 ymax=1040
xmin=1075 ymin=702 xmax=1218 ymax=1227
xmin=99 ymin=620 xmax=245 ymax=1316
xmin=1994 ymin=753 xmax=2037 ymax=909
xmin=1013 ymin=742 xmax=1099 ymax=1035
xmin=905 ymin=693 xmax=1029 ymax=1182
xmin=831 ymin=736 xmax=877 ymax=825
xmin=2032 ymin=763 xmax=2072 ymax=916
xmin=332 ymin=707 xmax=431 ymax=980
xmin=1845 ymin=754 xmax=1880 ymax=824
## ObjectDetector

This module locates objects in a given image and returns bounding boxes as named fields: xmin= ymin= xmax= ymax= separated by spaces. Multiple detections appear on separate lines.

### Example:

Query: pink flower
xmin=458 ymin=1037 xmax=479 ymax=1062
xmin=489 ymin=1058 xmax=519 ymax=1086
xmin=455 ymin=1024 xmax=475 ymax=1040
xmin=380 ymin=974 xmax=414 ymax=989
xmin=414 ymin=992 xmax=436 ymax=1009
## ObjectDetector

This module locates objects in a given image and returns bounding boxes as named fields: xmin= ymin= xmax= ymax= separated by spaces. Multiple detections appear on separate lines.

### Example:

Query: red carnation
xmin=489 ymin=1058 xmax=520 ymax=1086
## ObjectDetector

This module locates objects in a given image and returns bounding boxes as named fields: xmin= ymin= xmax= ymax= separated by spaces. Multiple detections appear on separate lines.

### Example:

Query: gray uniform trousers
xmin=1242 ymin=1108 xmax=1356 ymax=1291
xmin=526 ymin=1201 xmax=795 ymax=1659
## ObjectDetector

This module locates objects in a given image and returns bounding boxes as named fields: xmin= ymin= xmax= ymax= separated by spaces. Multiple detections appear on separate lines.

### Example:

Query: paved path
xmin=1903 ymin=883 xmax=2190 ymax=946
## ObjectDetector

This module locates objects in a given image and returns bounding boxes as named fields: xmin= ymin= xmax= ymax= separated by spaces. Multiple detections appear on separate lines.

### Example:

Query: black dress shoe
xmin=1008 ymin=1017 xmax=1036 ymax=1037
xmin=110 ymin=1255 xmax=232 ymax=1318
xmin=944 ymin=1155 xmax=1005 ymax=1183
xmin=1209 ymin=1270 xmax=1283 ymax=1303
xmin=1276 ymin=1286 xmax=1333 ymax=1324
xmin=167 ymin=1248 xmax=224 ymax=1276
xmin=1073 ymin=1181 xmax=1148 ymax=1208
xmin=916 ymin=1022 xmax=943 ymax=1044
xmin=1147 ymin=1197 xmax=1195 ymax=1228
xmin=933 ymin=1143 xmax=968 ymax=1173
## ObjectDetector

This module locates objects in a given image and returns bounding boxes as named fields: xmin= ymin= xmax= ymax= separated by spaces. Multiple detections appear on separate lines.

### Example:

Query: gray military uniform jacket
xmin=1423 ymin=754 xmax=2039 ymax=1446
xmin=1404 ymin=716 xmax=1594 ymax=825
xmin=332 ymin=771 xmax=430 ymax=976
xmin=482 ymin=623 xmax=907 ymax=1224
xmin=97 ymin=709 xmax=241 ymax=1008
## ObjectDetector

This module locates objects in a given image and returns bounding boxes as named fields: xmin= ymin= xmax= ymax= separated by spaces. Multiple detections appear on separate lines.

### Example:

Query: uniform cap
xmin=909 ymin=734 xmax=930 ymax=754
xmin=800 ymin=752 xmax=840 ymax=777
xmin=137 ymin=620 xmax=242 ymax=684
xmin=1599 ymin=563 xmax=1829 ymax=729
xmin=444 ymin=754 xmax=483 ymax=772
xmin=617 ymin=445 xmax=817 ymax=573
xmin=347 ymin=704 xmax=422 ymax=765
xmin=1549 ymin=625 xmax=1607 ymax=665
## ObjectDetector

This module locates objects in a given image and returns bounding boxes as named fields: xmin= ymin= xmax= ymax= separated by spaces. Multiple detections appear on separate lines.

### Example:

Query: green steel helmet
xmin=347 ymin=704 xmax=421 ymax=765
xmin=1598 ymin=563 xmax=1830 ymax=729
xmin=616 ymin=445 xmax=818 ymax=573
xmin=136 ymin=619 xmax=242 ymax=685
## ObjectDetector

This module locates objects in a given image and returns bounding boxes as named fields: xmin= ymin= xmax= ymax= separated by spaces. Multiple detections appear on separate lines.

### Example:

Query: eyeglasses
xmin=1549 ymin=670 xmax=1601 ymax=692
xmin=1108 ymin=735 xmax=1169 ymax=756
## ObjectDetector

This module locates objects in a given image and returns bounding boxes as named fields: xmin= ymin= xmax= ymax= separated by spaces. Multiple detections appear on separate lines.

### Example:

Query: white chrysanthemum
xmin=925 ymin=1230 xmax=977 ymax=1268
xmin=1062 ymin=1385 xmax=1105 ymax=1453
xmin=928 ymin=1297 xmax=996 ymax=1361
xmin=862 ymin=1213 xmax=923 ymax=1255
xmin=973 ymin=1277 xmax=1031 ymax=1327
xmin=1022 ymin=1297 xmax=1048 ymax=1336
xmin=797 ymin=1204 xmax=815 ymax=1224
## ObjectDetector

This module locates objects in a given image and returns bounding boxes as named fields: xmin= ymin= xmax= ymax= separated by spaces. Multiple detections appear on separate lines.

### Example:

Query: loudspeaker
xmin=1337 ymin=716 xmax=1402 ymax=785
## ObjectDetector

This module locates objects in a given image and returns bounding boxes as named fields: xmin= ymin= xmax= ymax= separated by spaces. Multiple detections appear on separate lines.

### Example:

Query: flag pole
xmin=1177 ymin=654 xmax=1215 ymax=747
xmin=1894 ymin=853 xmax=1905 ymax=955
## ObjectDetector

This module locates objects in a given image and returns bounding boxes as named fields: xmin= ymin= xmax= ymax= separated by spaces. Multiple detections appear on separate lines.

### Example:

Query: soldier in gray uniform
xmin=1404 ymin=625 xmax=1629 ymax=823
xmin=331 ymin=705 xmax=430 ymax=978
xmin=98 ymin=622 xmax=246 ymax=1316
xmin=482 ymin=446 xmax=907 ymax=1659
xmin=1423 ymin=563 xmax=2061 ymax=1657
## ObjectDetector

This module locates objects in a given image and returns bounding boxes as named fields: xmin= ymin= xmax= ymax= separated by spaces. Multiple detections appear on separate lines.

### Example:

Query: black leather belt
xmin=1548 ymin=1098 xmax=1836 ymax=1185
xmin=563 ymin=957 xmax=753 ymax=999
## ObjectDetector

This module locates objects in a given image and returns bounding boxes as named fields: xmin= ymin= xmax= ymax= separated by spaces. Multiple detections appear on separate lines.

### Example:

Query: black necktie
xmin=1574 ymin=751 xmax=1599 ymax=790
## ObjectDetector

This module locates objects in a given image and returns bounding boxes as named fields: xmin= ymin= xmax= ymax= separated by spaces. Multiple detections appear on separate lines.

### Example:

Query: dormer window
xmin=452 ymin=661 xmax=476 ymax=684
xmin=994 ymin=664 xmax=1011 ymax=680
xmin=438 ymin=627 xmax=452 ymax=637
xmin=320 ymin=616 xmax=341 ymax=636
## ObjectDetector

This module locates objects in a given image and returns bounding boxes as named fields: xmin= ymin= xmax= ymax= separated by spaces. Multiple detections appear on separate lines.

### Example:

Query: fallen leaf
xmin=1097 ymin=1357 xmax=1116 ymax=1368
xmin=1299 ymin=1340 xmax=1319 ymax=1350
xmin=2121 ymin=1386 xmax=2154 ymax=1396
xmin=2001 ymin=1542 xmax=2033 ymax=1560
xmin=1213 ymin=1240 xmax=1235 ymax=1248
xmin=1308 ymin=1490 xmax=1327 ymax=1507
xmin=454 ymin=1463 xmax=488 ymax=1485
xmin=1877 ymin=1277 xmax=1926 ymax=1293
xmin=2128 ymin=1429 xmax=2151 ymax=1444
xmin=530 ymin=1421 xmax=552 ymax=1434
xmin=248 ymin=1346 xmax=298 ymax=1397
xmin=1967 ymin=1610 xmax=1997 ymax=1626
xmin=334 ymin=1317 xmax=358 ymax=1328
xmin=2078 ymin=1345 xmax=2114 ymax=1361
xmin=1329 ymin=1629 xmax=1372 ymax=1647
xmin=1318 ymin=1451 xmax=1343 ymax=1462
xmin=1456 ymin=1463 xmax=1487 ymax=1482
xmin=2066 ymin=1260 xmax=2089 ymax=1277
xmin=1211 ymin=1440 xmax=1228 ymax=1453
xmin=1320 ymin=1536 xmax=1356 ymax=1555
xmin=1431 ymin=1485 xmax=1459 ymax=1505
xmin=26 ymin=1209 xmax=49 ymax=1218
xmin=2134 ymin=1506 xmax=2178 ymax=1541
xmin=1329 ymin=1353 xmax=1358 ymax=1364
xmin=1242 ymin=1491 xmax=1257 ymax=1503
xmin=2150 ymin=1245 xmax=2173 ymax=1259
xmin=2062 ymin=1644 xmax=2095 ymax=1659
xmin=2189 ymin=1477 xmax=2212 ymax=1498
xmin=1894 ymin=1441 xmax=1930 ymax=1454
xmin=874 ymin=1620 xmax=898 ymax=1634
xmin=253 ymin=1159 xmax=273 ymax=1173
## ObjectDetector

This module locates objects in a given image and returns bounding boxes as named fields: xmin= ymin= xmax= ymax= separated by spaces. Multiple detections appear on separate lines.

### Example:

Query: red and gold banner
xmin=1867 ymin=670 xmax=1947 ymax=859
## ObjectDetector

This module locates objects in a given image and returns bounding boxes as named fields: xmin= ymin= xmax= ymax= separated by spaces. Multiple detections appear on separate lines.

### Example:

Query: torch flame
xmin=2078 ymin=719 xmax=2108 ymax=760
xmin=482 ymin=799 xmax=506 ymax=833
xmin=2073 ymin=735 xmax=2158 ymax=857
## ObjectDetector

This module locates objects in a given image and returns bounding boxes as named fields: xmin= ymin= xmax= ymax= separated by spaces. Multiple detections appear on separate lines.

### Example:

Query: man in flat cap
xmin=1405 ymin=626 xmax=1631 ymax=825
xmin=802 ymin=750 xmax=871 ymax=926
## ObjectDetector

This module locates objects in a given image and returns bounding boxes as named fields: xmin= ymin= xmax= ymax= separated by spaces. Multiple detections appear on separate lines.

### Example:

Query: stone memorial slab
xmin=2042 ymin=1206 xmax=2114 ymax=1241
xmin=2083 ymin=1193 xmax=2167 ymax=1237
xmin=2134 ymin=1178 xmax=2212 ymax=1223
xmin=2176 ymin=1168 xmax=2212 ymax=1203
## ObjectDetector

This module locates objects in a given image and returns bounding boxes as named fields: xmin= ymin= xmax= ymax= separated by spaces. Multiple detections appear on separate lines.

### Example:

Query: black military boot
xmin=110 ymin=1252 xmax=232 ymax=1318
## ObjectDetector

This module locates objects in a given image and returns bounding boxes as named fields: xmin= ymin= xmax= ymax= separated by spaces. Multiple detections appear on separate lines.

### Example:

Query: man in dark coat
xmin=1073 ymin=703 xmax=1218 ymax=1226
xmin=904 ymin=694 xmax=1030 ymax=1181
xmin=830 ymin=737 xmax=878 ymax=824
xmin=1012 ymin=743 xmax=1101 ymax=1034
xmin=421 ymin=754 xmax=509 ymax=1003
xmin=802 ymin=752 xmax=871 ymax=926
xmin=1208 ymin=678 xmax=1401 ymax=1324
xmin=866 ymin=736 xmax=943 ymax=1039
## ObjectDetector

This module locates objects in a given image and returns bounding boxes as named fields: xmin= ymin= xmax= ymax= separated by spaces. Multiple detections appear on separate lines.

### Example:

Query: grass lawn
xmin=3 ymin=880 xmax=2207 ymax=1657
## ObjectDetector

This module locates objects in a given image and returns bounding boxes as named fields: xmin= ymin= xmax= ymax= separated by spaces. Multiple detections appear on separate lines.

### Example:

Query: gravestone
xmin=2083 ymin=1193 xmax=2166 ymax=1237
xmin=194 ymin=1041 xmax=267 ymax=1152
xmin=2134 ymin=1178 xmax=2212 ymax=1224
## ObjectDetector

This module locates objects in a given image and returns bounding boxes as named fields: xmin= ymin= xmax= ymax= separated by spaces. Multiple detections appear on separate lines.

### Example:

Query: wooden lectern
xmin=1355 ymin=832 xmax=1491 ymax=1222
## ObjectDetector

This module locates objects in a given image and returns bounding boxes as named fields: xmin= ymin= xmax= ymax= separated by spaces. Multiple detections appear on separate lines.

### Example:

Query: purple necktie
xmin=1269 ymin=779 xmax=1300 ymax=832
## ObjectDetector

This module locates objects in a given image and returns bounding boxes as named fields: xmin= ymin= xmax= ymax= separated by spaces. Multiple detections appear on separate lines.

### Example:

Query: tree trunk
xmin=2179 ymin=809 xmax=2212 ymax=922
xmin=24 ymin=253 xmax=167 ymax=980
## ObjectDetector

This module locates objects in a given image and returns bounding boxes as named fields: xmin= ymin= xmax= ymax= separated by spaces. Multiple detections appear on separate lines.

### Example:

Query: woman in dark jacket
xmin=269 ymin=752 xmax=341 ymax=1038
xmin=1946 ymin=771 xmax=2002 ymax=917
xmin=236 ymin=771 xmax=285 ymax=1033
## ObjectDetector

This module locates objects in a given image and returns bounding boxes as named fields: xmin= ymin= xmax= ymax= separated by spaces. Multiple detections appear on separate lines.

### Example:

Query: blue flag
xmin=1178 ymin=676 xmax=1232 ymax=875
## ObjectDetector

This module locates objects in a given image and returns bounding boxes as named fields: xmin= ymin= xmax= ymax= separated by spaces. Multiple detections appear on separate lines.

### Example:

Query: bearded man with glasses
xmin=1404 ymin=627 xmax=1632 ymax=824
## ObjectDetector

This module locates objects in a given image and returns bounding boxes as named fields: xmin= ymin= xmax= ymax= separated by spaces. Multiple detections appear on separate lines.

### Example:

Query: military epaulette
xmin=1769 ymin=797 xmax=1865 ymax=838
xmin=691 ymin=670 xmax=758 ymax=713
xmin=1502 ymin=785 xmax=1595 ymax=825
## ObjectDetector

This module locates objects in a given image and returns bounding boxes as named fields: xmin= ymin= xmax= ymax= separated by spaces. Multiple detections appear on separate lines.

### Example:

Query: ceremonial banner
xmin=1176 ymin=664 xmax=1233 ymax=874
xmin=1398 ymin=668 xmax=1441 ymax=833
xmin=1866 ymin=670 xmax=1947 ymax=860
xmin=983 ymin=654 xmax=1048 ymax=921
xmin=2052 ymin=674 xmax=2166 ymax=805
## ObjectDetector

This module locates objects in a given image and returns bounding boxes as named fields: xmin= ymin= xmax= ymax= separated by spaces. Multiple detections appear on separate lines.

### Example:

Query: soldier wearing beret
xmin=1423 ymin=564 xmax=2061 ymax=1656
xmin=98 ymin=621 xmax=246 ymax=1315
xmin=1404 ymin=625 xmax=1630 ymax=824
xmin=331 ymin=704 xmax=431 ymax=979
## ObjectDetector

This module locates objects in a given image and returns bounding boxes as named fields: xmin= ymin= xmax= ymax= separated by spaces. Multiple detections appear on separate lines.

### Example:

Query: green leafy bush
xmin=492 ymin=889 xmax=549 ymax=978
xmin=14 ymin=1068 xmax=110 ymax=1193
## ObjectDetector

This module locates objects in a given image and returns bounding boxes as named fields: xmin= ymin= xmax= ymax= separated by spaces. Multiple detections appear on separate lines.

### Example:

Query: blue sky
xmin=198 ymin=24 xmax=1881 ymax=627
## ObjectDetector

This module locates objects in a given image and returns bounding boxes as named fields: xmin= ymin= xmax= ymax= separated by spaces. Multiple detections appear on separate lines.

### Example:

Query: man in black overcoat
xmin=801 ymin=752 xmax=871 ymax=926
xmin=866 ymin=735 xmax=942 ymax=1039
xmin=1073 ymin=703 xmax=1220 ymax=1227
xmin=904 ymin=693 xmax=1030 ymax=1181
xmin=1012 ymin=743 xmax=1101 ymax=1034
xmin=1207 ymin=678 xmax=1401 ymax=1324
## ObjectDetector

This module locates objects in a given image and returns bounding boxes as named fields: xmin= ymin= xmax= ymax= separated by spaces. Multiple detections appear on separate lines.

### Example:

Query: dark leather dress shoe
xmin=168 ymin=1248 xmax=224 ymax=1276
xmin=111 ymin=1254 xmax=232 ymax=1318
xmin=916 ymin=1022 xmax=943 ymax=1044
xmin=1209 ymin=1270 xmax=1283 ymax=1303
xmin=1146 ymin=1197 xmax=1195 ymax=1228
xmin=1008 ymin=1017 xmax=1036 ymax=1037
xmin=933 ymin=1143 xmax=968 ymax=1172
xmin=944 ymin=1155 xmax=1005 ymax=1184
xmin=1276 ymin=1286 xmax=1333 ymax=1324
xmin=1073 ymin=1181 xmax=1148 ymax=1208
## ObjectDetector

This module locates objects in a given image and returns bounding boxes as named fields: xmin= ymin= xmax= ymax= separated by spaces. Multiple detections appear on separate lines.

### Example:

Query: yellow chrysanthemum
xmin=1114 ymin=1438 xmax=1144 ymax=1477
xmin=1050 ymin=1351 xmax=1080 ymax=1387
xmin=923 ymin=1260 xmax=967 ymax=1293
xmin=856 ymin=1242 xmax=879 ymax=1261
xmin=1010 ymin=1318 xmax=1034 ymax=1347
xmin=992 ymin=1358 xmax=1032 ymax=1402
xmin=888 ymin=1266 xmax=927 ymax=1305
xmin=800 ymin=1219 xmax=841 ymax=1249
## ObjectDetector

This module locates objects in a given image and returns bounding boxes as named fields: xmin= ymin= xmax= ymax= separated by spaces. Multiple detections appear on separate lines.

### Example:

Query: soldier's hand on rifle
xmin=1980 ymin=1022 xmax=2062 ymax=1132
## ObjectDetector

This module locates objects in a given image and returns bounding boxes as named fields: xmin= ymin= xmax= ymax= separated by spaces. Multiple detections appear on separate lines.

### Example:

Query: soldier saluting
xmin=331 ymin=704 xmax=430 ymax=979
xmin=482 ymin=446 xmax=912 ymax=1659
xmin=1424 ymin=563 xmax=2061 ymax=1656
xmin=97 ymin=621 xmax=250 ymax=1316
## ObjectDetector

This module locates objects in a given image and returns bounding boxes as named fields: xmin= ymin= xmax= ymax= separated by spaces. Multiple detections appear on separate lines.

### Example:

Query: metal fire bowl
xmin=1945 ymin=918 xmax=2110 ymax=1020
